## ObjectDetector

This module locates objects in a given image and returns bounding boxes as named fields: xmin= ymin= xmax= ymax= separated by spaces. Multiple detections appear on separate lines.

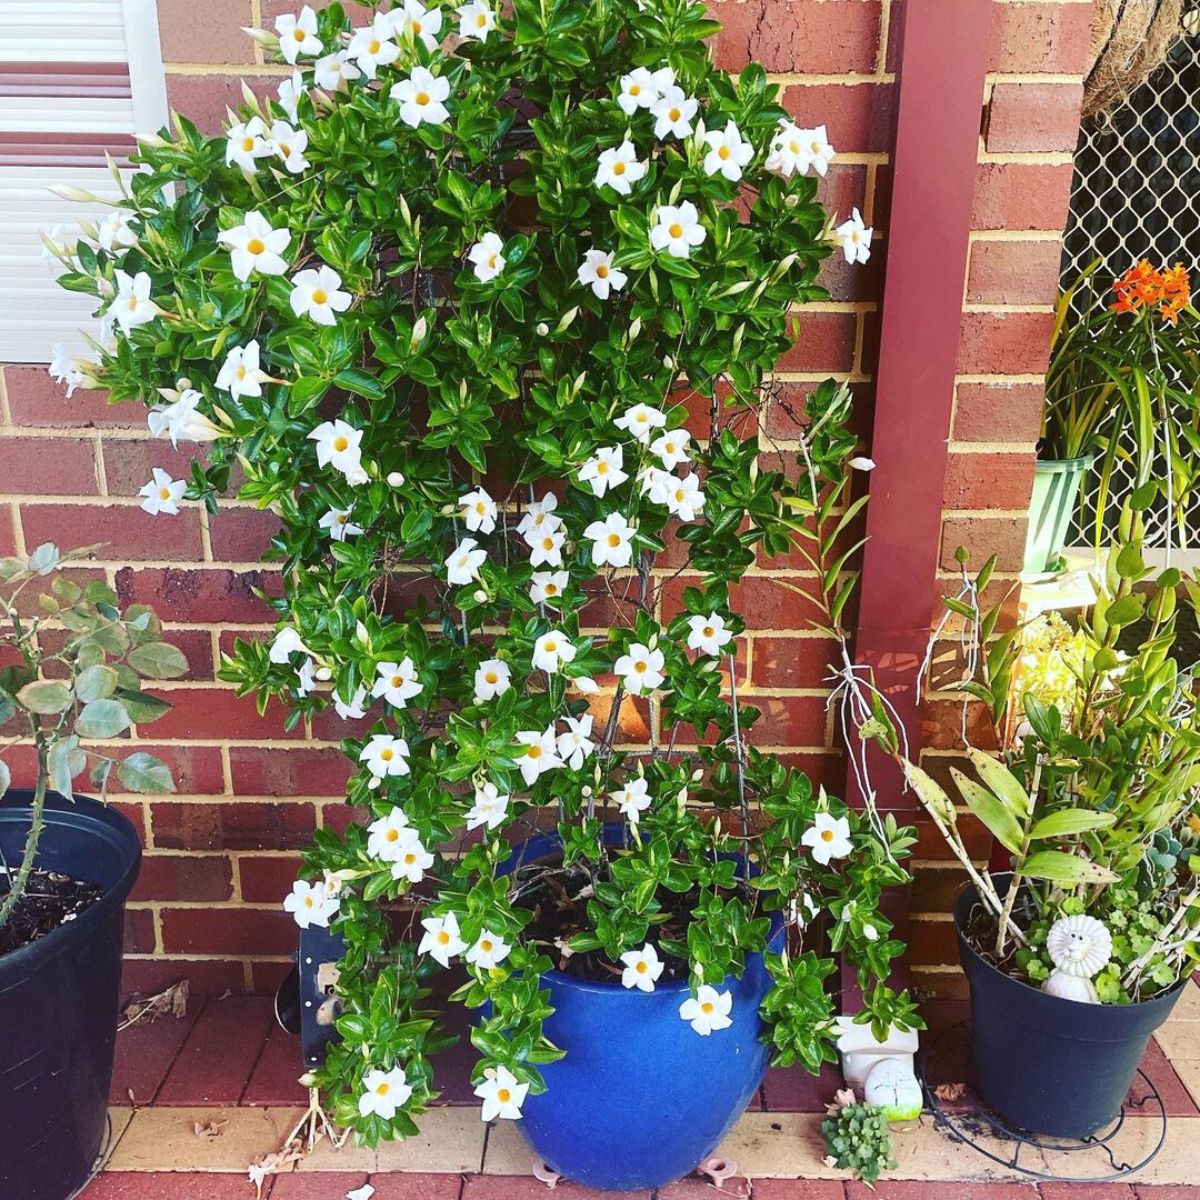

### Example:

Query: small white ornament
xmin=1041 ymin=913 xmax=1112 ymax=1004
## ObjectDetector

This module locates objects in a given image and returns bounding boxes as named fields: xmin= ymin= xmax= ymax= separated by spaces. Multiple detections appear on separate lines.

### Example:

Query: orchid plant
xmin=48 ymin=0 xmax=919 ymax=1144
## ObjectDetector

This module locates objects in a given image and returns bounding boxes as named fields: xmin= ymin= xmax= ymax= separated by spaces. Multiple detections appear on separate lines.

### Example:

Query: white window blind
xmin=0 ymin=0 xmax=168 ymax=362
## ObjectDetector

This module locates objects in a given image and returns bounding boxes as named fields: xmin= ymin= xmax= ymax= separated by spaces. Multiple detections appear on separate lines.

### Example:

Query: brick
xmin=463 ymin=1177 xmax=649 ymax=1200
xmin=156 ymin=628 xmax=215 ymax=680
xmin=229 ymin=745 xmax=351 ymax=796
xmin=249 ymin=958 xmax=295 ymax=993
xmin=942 ymin=451 xmax=1034 ymax=510
xmin=941 ymin=515 xmax=1028 ymax=572
xmin=1040 ymin=1187 xmax=1134 ymax=1200
xmin=956 ymin=311 xmax=1056 ymax=375
xmin=151 ymin=799 xmax=316 ymax=850
xmin=278 ymin=1174 xmax=463 ymax=1199
xmin=953 ymin=380 xmax=1045 ymax=443
xmin=139 ymin=684 xmax=299 ymax=740
xmin=966 ymin=239 xmax=1064 ymax=306
xmin=985 ymin=82 xmax=1084 ymax=154
xmin=751 ymin=636 xmax=839 ymax=690
xmin=115 ymin=566 xmax=277 ymax=624
xmin=751 ymin=1184 xmax=845 ymax=1200
xmin=922 ymin=698 xmax=999 ymax=751
xmin=911 ymin=865 xmax=969 ymax=914
xmin=123 ymin=907 xmax=156 ymax=953
xmin=101 ymin=439 xmax=195 ymax=497
xmin=712 ymin=0 xmax=882 ymax=74
xmin=110 ymin=996 xmax=203 ymax=1104
xmin=847 ymin=1185 xmax=1037 ymax=1200
xmin=781 ymin=82 xmax=896 ymax=155
xmin=990 ymin=0 xmax=1094 ymax=74
xmin=659 ymin=1180 xmax=754 ymax=1200
xmin=79 ymin=1173 xmax=252 ymax=1198
xmin=20 ymin=502 xmax=204 ymax=562
xmin=120 ymin=956 xmax=248 ymax=996
xmin=753 ymin=695 xmax=830 ymax=747
xmin=906 ymin=917 xmax=958 ymax=965
xmin=165 ymin=73 xmax=282 ymax=136
xmin=972 ymin=162 xmax=1076 ymax=231
xmin=0 ymin=436 xmax=99 ymax=496
xmin=261 ymin=0 xmax=374 ymax=21
xmin=111 ymin=743 xmax=226 ymax=795
xmin=160 ymin=905 xmax=296 ymax=956
xmin=778 ymin=311 xmax=858 ymax=374
xmin=237 ymin=853 xmax=303 ymax=903
xmin=207 ymin=506 xmax=281 ymax=562
xmin=0 ymin=504 xmax=14 ymax=556
xmin=157 ymin=0 xmax=255 ymax=64
xmin=3 ymin=366 xmax=141 ymax=428
xmin=130 ymin=853 xmax=234 ymax=903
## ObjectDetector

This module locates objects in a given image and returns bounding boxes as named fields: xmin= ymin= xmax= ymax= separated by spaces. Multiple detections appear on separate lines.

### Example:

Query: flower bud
xmin=473 ymin=589 xmax=488 ymax=603
xmin=536 ymin=322 xmax=549 ymax=336
xmin=386 ymin=471 xmax=405 ymax=487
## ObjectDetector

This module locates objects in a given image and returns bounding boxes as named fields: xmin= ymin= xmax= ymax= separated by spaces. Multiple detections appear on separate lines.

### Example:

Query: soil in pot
xmin=0 ymin=867 xmax=103 ymax=955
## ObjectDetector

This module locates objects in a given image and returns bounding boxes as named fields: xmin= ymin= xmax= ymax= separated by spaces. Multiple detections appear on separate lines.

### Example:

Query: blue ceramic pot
xmin=500 ymin=830 xmax=784 ymax=1191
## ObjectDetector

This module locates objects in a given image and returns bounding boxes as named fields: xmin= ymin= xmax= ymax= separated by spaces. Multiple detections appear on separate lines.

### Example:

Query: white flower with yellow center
xmin=650 ymin=428 xmax=691 ymax=470
xmin=801 ymin=812 xmax=853 ymax=865
xmin=577 ymin=249 xmax=627 ymax=300
xmin=138 ymin=468 xmax=185 ymax=516
xmin=395 ymin=66 xmax=451 ymax=128
xmin=796 ymin=123 xmax=834 ymax=177
xmin=466 ymin=929 xmax=512 ymax=969
xmin=112 ymin=269 xmax=157 ymax=332
xmin=275 ymin=6 xmax=323 ymax=63
xmin=216 ymin=340 xmax=270 ymax=400
xmin=308 ymin=419 xmax=364 ymax=478
xmin=283 ymin=878 xmax=338 ymax=929
xmin=650 ymin=202 xmax=706 ymax=259
xmin=611 ymin=777 xmax=651 ymax=823
xmin=289 ymin=264 xmax=352 ymax=326
xmin=216 ymin=211 xmax=291 ymax=281
xmin=765 ymin=119 xmax=803 ymax=178
xmin=97 ymin=210 xmax=137 ymax=253
xmin=465 ymin=781 xmax=509 ymax=831
xmin=703 ymin=120 xmax=754 ymax=181
xmin=334 ymin=685 xmax=370 ymax=720
xmin=833 ymin=208 xmax=873 ymax=265
xmin=651 ymin=85 xmax=697 ymax=140
xmin=366 ymin=808 xmax=411 ymax=860
xmin=372 ymin=658 xmax=423 ymax=708
xmin=446 ymin=537 xmax=487 ymax=585
xmin=388 ymin=0 xmax=444 ymax=50
xmin=473 ymin=658 xmax=511 ymax=702
xmin=475 ymin=1065 xmax=528 ymax=1121
xmin=595 ymin=140 xmax=646 ymax=195
xmin=687 ymin=612 xmax=732 ymax=656
xmin=616 ymin=67 xmax=658 ymax=115
xmin=614 ymin=403 xmax=666 ymax=444
xmin=269 ymin=626 xmax=309 ymax=664
xmin=48 ymin=344 xmax=87 ymax=397
xmin=516 ymin=726 xmax=561 ymax=785
xmin=530 ymin=571 xmax=568 ymax=604
xmin=360 ymin=733 xmax=410 ymax=779
xmin=578 ymin=445 xmax=627 ymax=496
xmin=620 ymin=942 xmax=664 ymax=992
xmin=277 ymin=70 xmax=304 ymax=120
xmin=614 ymin=643 xmax=665 ymax=695
xmin=664 ymin=472 xmax=705 ymax=521
xmin=556 ymin=713 xmax=594 ymax=769
xmin=532 ymin=630 xmax=576 ymax=674
xmin=348 ymin=13 xmax=400 ymax=78
xmin=639 ymin=466 xmax=674 ymax=506
xmin=679 ymin=985 xmax=732 ymax=1035
xmin=312 ymin=50 xmax=360 ymax=91
xmin=147 ymin=390 xmax=222 ymax=447
xmin=460 ymin=487 xmax=497 ymax=534
xmin=518 ymin=492 xmax=560 ymax=542
xmin=529 ymin=528 xmax=565 ymax=567
xmin=467 ymin=232 xmax=506 ymax=282
xmin=318 ymin=507 xmax=363 ymax=541
xmin=225 ymin=117 xmax=271 ymax=173
xmin=267 ymin=120 xmax=310 ymax=173
xmin=389 ymin=828 xmax=434 ymax=883
xmin=584 ymin=512 xmax=635 ymax=568
xmin=358 ymin=1064 xmax=412 ymax=1120
xmin=419 ymin=910 xmax=467 ymax=967
xmin=457 ymin=0 xmax=496 ymax=41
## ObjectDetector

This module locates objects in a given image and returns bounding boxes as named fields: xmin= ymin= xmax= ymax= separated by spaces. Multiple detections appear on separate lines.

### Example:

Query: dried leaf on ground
xmin=248 ymin=1138 xmax=304 ymax=1198
xmin=119 ymin=979 xmax=189 ymax=1030
xmin=934 ymin=1082 xmax=966 ymax=1101
xmin=824 ymin=1087 xmax=857 ymax=1116
xmin=193 ymin=1119 xmax=226 ymax=1139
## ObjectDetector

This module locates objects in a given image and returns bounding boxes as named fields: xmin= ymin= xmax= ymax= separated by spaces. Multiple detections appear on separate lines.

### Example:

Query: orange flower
xmin=1110 ymin=260 xmax=1191 ymax=325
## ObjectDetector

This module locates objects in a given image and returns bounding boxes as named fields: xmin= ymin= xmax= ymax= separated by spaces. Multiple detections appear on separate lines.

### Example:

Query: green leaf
xmin=116 ymin=689 xmax=171 ymax=724
xmin=951 ymin=768 xmax=1025 ymax=855
xmin=1106 ymin=593 xmax=1144 ymax=626
xmin=127 ymin=641 xmax=189 ymax=679
xmin=0 ymin=688 xmax=14 ymax=725
xmin=17 ymin=679 xmax=73 ymax=714
xmin=1029 ymin=809 xmax=1117 ymax=840
xmin=1020 ymin=850 xmax=1119 ymax=885
xmin=76 ymin=664 xmax=119 ymax=702
xmin=966 ymin=748 xmax=1031 ymax=817
xmin=76 ymin=698 xmax=131 ymax=739
xmin=48 ymin=736 xmax=85 ymax=798
xmin=116 ymin=751 xmax=175 ymax=794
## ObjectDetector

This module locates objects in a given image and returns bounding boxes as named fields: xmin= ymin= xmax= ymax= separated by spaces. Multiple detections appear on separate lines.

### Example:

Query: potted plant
xmin=873 ymin=506 xmax=1200 ymax=1137
xmin=46 ymin=0 xmax=922 ymax=1188
xmin=1031 ymin=258 xmax=1199 ymax=575
xmin=0 ymin=544 xmax=184 ymax=1200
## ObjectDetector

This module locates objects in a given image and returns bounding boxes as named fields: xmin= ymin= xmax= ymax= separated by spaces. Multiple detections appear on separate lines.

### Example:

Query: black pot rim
xmin=0 ymin=787 xmax=142 ymax=973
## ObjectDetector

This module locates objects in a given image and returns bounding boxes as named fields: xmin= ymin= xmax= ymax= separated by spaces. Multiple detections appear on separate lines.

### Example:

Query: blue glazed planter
xmin=500 ymin=830 xmax=784 ymax=1191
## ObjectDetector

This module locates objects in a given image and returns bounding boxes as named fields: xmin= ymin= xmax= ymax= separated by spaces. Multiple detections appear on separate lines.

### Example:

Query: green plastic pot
xmin=1022 ymin=456 xmax=1093 ymax=575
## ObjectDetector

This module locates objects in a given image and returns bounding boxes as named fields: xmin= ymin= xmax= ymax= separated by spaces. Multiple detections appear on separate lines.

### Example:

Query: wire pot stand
xmin=917 ymin=1022 xmax=1168 ymax=1182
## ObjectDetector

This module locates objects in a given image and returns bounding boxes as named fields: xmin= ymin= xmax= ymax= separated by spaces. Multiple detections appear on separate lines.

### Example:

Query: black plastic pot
xmin=0 ymin=789 xmax=141 ymax=1200
xmin=955 ymin=878 xmax=1184 ymax=1138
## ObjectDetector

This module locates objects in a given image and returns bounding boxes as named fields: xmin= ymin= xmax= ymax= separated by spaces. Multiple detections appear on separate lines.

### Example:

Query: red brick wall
xmin=0 ymin=0 xmax=1087 ymax=994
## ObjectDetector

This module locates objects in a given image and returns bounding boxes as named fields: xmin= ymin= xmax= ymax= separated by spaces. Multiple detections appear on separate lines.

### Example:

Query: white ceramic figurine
xmin=1042 ymin=913 xmax=1112 ymax=1003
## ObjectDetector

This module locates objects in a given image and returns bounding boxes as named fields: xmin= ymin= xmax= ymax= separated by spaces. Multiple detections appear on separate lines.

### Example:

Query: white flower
xmin=295 ymin=656 xmax=317 ymax=696
xmin=769 ymin=121 xmax=834 ymax=179
xmin=277 ymin=70 xmax=304 ymax=120
xmin=530 ymin=571 xmax=568 ymax=604
xmin=147 ymin=389 xmax=222 ymax=447
xmin=96 ymin=210 xmax=137 ymax=253
xmin=284 ymin=878 xmax=338 ymax=929
xmin=360 ymin=733 xmax=410 ymax=779
xmin=387 ymin=471 xmax=406 ymax=488
xmin=556 ymin=713 xmax=595 ymax=769
xmin=863 ymin=923 xmax=879 ymax=942
xmin=41 ymin=224 xmax=77 ymax=265
xmin=518 ymin=493 xmax=560 ymax=542
xmin=389 ymin=0 xmax=444 ymax=50
xmin=418 ymin=911 xmax=467 ymax=967
xmin=578 ymin=445 xmax=628 ymax=496
xmin=358 ymin=1065 xmax=412 ymax=1120
xmin=573 ymin=675 xmax=599 ymax=694
xmin=269 ymin=626 xmax=308 ymax=663
xmin=467 ymin=232 xmax=506 ymax=283
xmin=475 ymin=1065 xmax=528 ymax=1122
xmin=651 ymin=86 xmax=697 ymax=140
xmin=687 ymin=612 xmax=732 ymax=656
xmin=595 ymin=140 xmax=647 ymax=195
xmin=466 ymin=929 xmax=512 ymax=969
xmin=651 ymin=65 xmax=677 ymax=92
xmin=516 ymin=726 xmax=561 ymax=785
xmin=216 ymin=340 xmax=270 ymax=399
xmin=216 ymin=211 xmax=291 ymax=281
xmin=614 ymin=403 xmax=666 ymax=444
xmin=850 ymin=456 xmax=876 ymax=472
xmin=465 ymin=781 xmax=509 ymax=831
xmin=801 ymin=812 xmax=853 ymax=865
xmin=334 ymin=685 xmax=370 ymax=720
xmin=275 ymin=6 xmax=323 ymax=63
xmin=112 ymin=270 xmax=157 ymax=332
xmin=48 ymin=344 xmax=87 ymax=397
xmin=532 ymin=630 xmax=576 ymax=674
xmin=372 ymin=658 xmax=423 ymax=708
xmin=319 ymin=507 xmax=363 ymax=541
xmin=528 ymin=528 xmax=565 ymax=568
xmin=309 ymin=419 xmax=365 ymax=479
xmin=703 ymin=120 xmax=754 ymax=181
xmin=577 ymin=249 xmax=627 ymax=300
xmin=473 ymin=658 xmax=511 ymax=702
xmin=312 ymin=50 xmax=360 ymax=91
xmin=617 ymin=67 xmax=658 ymax=115
xmin=611 ymin=777 xmax=651 ymax=823
xmin=650 ymin=428 xmax=691 ymax=470
xmin=583 ymin=512 xmax=635 ymax=568
xmin=620 ymin=943 xmax=664 ymax=992
xmin=457 ymin=0 xmax=496 ymax=39
xmin=614 ymin=643 xmax=665 ymax=695
xmin=664 ymin=472 xmax=705 ymax=521
xmin=267 ymin=120 xmax=310 ymax=173
xmin=457 ymin=487 xmax=497 ymax=534
xmin=446 ymin=537 xmax=486 ymax=586
xmin=679 ymin=985 xmax=732 ymax=1035
xmin=289 ymin=264 xmax=352 ymax=326
xmin=833 ymin=208 xmax=872 ymax=264
xmin=226 ymin=117 xmax=271 ymax=172
xmin=389 ymin=828 xmax=434 ymax=883
xmin=395 ymin=66 xmax=451 ymax=128
xmin=788 ymin=891 xmax=820 ymax=930
xmin=650 ymin=202 xmax=706 ymax=259
xmin=138 ymin=468 xmax=185 ymax=516
xmin=367 ymin=808 xmax=410 ymax=859
xmin=348 ymin=14 xmax=400 ymax=78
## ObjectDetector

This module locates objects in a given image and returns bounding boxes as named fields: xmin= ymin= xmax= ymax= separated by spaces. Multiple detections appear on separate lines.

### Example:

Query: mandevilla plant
xmin=48 ymin=0 xmax=920 ymax=1144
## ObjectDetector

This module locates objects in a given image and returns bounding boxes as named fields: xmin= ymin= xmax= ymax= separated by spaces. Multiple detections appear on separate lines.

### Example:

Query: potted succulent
xmin=0 ymin=544 xmax=183 ymax=1200
xmin=874 ymin=506 xmax=1200 ymax=1137
xmin=46 ymin=0 xmax=922 ymax=1188
xmin=1031 ymin=259 xmax=1198 ymax=575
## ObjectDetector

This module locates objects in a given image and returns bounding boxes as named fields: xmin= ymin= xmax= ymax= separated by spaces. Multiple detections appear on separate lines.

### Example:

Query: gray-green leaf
xmin=76 ymin=664 xmax=119 ymax=703
xmin=127 ymin=641 xmax=189 ymax=680
xmin=0 ymin=687 xmax=14 ymax=725
xmin=16 ymin=679 xmax=73 ymax=714
xmin=1020 ymin=850 xmax=1119 ymax=885
xmin=76 ymin=697 xmax=132 ymax=739
xmin=117 ymin=751 xmax=175 ymax=794
xmin=116 ymin=688 xmax=171 ymax=724
xmin=0 ymin=759 xmax=9 ymax=800
xmin=48 ymin=735 xmax=85 ymax=798
xmin=951 ymin=767 xmax=1025 ymax=856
